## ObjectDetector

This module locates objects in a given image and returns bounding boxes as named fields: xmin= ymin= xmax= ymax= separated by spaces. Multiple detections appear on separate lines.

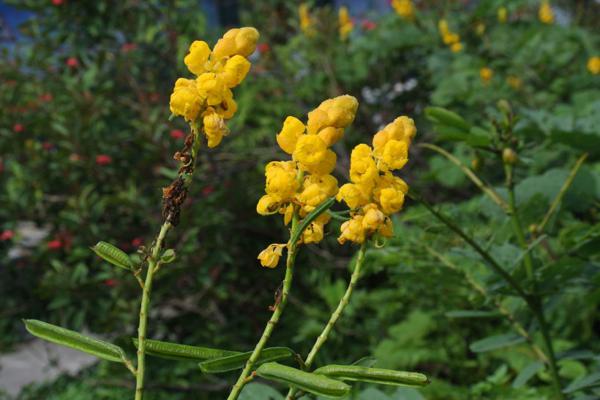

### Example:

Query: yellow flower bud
xmin=317 ymin=127 xmax=344 ymax=147
xmin=213 ymin=27 xmax=259 ymax=60
xmin=169 ymin=78 xmax=202 ymax=122
xmin=257 ymin=194 xmax=280 ymax=215
xmin=362 ymin=204 xmax=386 ymax=233
xmin=338 ymin=215 xmax=366 ymax=244
xmin=349 ymin=144 xmax=378 ymax=187
xmin=307 ymin=95 xmax=358 ymax=134
xmin=218 ymin=90 xmax=237 ymax=119
xmin=379 ymin=187 xmax=405 ymax=214
xmin=222 ymin=55 xmax=251 ymax=88
xmin=184 ymin=40 xmax=211 ymax=76
xmin=539 ymin=1 xmax=554 ymax=24
xmin=293 ymin=135 xmax=335 ymax=175
xmin=277 ymin=116 xmax=305 ymax=154
xmin=480 ymin=67 xmax=493 ymax=84
xmin=257 ymin=243 xmax=286 ymax=268
xmin=197 ymin=73 xmax=227 ymax=106
xmin=265 ymin=161 xmax=299 ymax=202
xmin=336 ymin=183 xmax=370 ymax=209
xmin=451 ymin=42 xmax=463 ymax=53
xmin=203 ymin=111 xmax=229 ymax=148
xmin=378 ymin=139 xmax=408 ymax=172
xmin=587 ymin=57 xmax=600 ymax=75
xmin=391 ymin=0 xmax=415 ymax=20
xmin=338 ymin=6 xmax=353 ymax=40
xmin=302 ymin=221 xmax=325 ymax=244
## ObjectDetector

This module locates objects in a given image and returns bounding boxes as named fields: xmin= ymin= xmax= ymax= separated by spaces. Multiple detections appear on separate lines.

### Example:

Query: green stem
xmin=135 ymin=221 xmax=171 ymax=400
xmin=286 ymin=242 xmax=368 ymax=400
xmin=226 ymin=216 xmax=300 ymax=400
xmin=504 ymin=164 xmax=534 ymax=280
xmin=531 ymin=302 xmax=564 ymax=400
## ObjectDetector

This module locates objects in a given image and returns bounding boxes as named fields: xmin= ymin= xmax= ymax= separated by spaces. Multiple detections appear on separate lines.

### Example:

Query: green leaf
xmin=199 ymin=347 xmax=294 ymax=373
xmin=160 ymin=249 xmax=176 ymax=264
xmin=91 ymin=241 xmax=134 ymax=270
xmin=132 ymin=338 xmax=239 ymax=361
xmin=256 ymin=362 xmax=351 ymax=398
xmin=290 ymin=197 xmax=335 ymax=245
xmin=24 ymin=320 xmax=125 ymax=363
xmin=513 ymin=361 xmax=544 ymax=388
xmin=469 ymin=333 xmax=525 ymax=353
xmin=314 ymin=365 xmax=429 ymax=387
xmin=563 ymin=372 xmax=600 ymax=394
xmin=425 ymin=107 xmax=470 ymax=131
xmin=445 ymin=310 xmax=501 ymax=319
xmin=239 ymin=383 xmax=284 ymax=400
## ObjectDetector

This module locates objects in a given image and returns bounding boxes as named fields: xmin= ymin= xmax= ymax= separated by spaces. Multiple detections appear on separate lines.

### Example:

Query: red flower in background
xmin=170 ymin=129 xmax=185 ymax=140
xmin=148 ymin=92 xmax=160 ymax=103
xmin=131 ymin=237 xmax=143 ymax=247
xmin=202 ymin=185 xmax=215 ymax=197
xmin=362 ymin=20 xmax=377 ymax=31
xmin=0 ymin=230 xmax=14 ymax=241
xmin=52 ymin=0 xmax=64 ymax=5
xmin=96 ymin=154 xmax=112 ymax=165
xmin=47 ymin=239 xmax=63 ymax=250
xmin=257 ymin=43 xmax=270 ymax=54
xmin=13 ymin=123 xmax=24 ymax=133
xmin=39 ymin=93 xmax=53 ymax=102
xmin=66 ymin=57 xmax=79 ymax=68
xmin=103 ymin=279 xmax=118 ymax=287
xmin=121 ymin=43 xmax=137 ymax=53
xmin=42 ymin=142 xmax=55 ymax=151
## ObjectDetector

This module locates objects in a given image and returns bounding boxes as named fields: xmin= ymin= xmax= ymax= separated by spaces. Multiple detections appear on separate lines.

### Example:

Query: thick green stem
xmin=286 ymin=243 xmax=367 ymax=400
xmin=504 ymin=164 xmax=534 ymax=280
xmin=135 ymin=221 xmax=171 ymax=400
xmin=226 ymin=218 xmax=300 ymax=400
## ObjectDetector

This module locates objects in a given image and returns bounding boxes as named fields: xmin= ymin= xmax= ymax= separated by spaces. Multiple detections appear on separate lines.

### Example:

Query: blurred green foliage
xmin=1 ymin=0 xmax=599 ymax=399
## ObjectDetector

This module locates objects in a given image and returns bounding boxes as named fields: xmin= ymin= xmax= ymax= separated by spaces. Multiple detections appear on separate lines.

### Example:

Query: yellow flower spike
xmin=338 ymin=6 xmax=353 ymax=40
xmin=497 ymin=7 xmax=508 ymax=23
xmin=539 ymin=1 xmax=554 ymax=24
xmin=277 ymin=116 xmax=306 ymax=154
xmin=184 ymin=40 xmax=211 ymax=76
xmin=587 ymin=57 xmax=600 ymax=75
xmin=222 ymin=55 xmax=251 ymax=88
xmin=265 ymin=161 xmax=299 ymax=203
xmin=169 ymin=78 xmax=202 ymax=122
xmin=379 ymin=187 xmax=405 ymax=215
xmin=380 ymin=139 xmax=409 ymax=171
xmin=391 ymin=0 xmax=415 ymax=20
xmin=257 ymin=243 xmax=286 ymax=268
xmin=299 ymin=4 xmax=314 ymax=36
xmin=480 ymin=67 xmax=493 ymax=84
xmin=257 ymin=194 xmax=280 ymax=215
xmin=203 ymin=111 xmax=229 ymax=148
xmin=338 ymin=215 xmax=366 ymax=244
xmin=196 ymin=73 xmax=227 ymax=106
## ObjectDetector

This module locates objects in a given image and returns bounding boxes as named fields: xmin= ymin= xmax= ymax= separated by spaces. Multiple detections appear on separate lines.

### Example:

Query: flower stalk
xmin=286 ymin=242 xmax=367 ymax=400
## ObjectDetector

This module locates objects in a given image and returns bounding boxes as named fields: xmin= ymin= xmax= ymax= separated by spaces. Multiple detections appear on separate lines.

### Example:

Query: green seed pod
xmin=256 ymin=362 xmax=351 ymax=398
xmin=199 ymin=347 xmax=294 ymax=373
xmin=91 ymin=241 xmax=134 ymax=270
xmin=132 ymin=338 xmax=239 ymax=361
xmin=314 ymin=364 xmax=430 ymax=387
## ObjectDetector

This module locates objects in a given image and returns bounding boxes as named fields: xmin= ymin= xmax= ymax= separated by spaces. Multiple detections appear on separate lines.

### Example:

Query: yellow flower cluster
xmin=438 ymin=19 xmax=462 ymax=53
xmin=256 ymin=95 xmax=359 ymax=267
xmin=299 ymin=4 xmax=314 ymax=36
xmin=538 ymin=1 xmax=554 ymax=24
xmin=391 ymin=0 xmax=415 ymax=21
xmin=339 ymin=6 xmax=353 ymax=40
xmin=587 ymin=57 xmax=600 ymax=75
xmin=497 ymin=7 xmax=508 ymax=23
xmin=169 ymin=27 xmax=259 ymax=147
xmin=480 ymin=67 xmax=493 ymax=84
xmin=336 ymin=116 xmax=416 ymax=244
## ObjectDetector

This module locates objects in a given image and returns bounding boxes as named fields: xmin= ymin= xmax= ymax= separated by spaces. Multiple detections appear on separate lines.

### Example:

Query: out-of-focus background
xmin=1 ymin=0 xmax=599 ymax=399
